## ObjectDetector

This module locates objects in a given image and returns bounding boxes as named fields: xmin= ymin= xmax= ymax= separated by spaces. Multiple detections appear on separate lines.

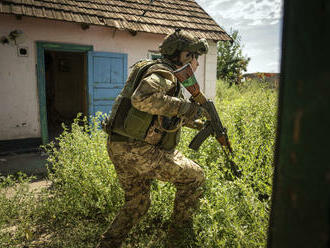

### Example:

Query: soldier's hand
xmin=189 ymin=96 xmax=211 ymax=120
xmin=178 ymin=102 xmax=204 ymax=121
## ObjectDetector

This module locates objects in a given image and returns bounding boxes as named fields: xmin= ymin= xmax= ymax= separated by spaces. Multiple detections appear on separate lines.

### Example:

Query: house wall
xmin=0 ymin=14 xmax=216 ymax=141
xmin=204 ymin=41 xmax=217 ymax=99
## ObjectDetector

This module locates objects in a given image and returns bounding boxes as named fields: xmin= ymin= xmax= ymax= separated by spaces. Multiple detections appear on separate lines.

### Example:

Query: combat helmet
xmin=159 ymin=29 xmax=209 ymax=57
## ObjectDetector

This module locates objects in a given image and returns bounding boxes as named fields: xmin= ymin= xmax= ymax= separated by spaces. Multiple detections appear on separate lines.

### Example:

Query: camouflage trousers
xmin=98 ymin=137 xmax=205 ymax=248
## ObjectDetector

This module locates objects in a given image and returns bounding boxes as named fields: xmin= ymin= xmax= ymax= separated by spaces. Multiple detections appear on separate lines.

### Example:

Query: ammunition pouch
xmin=110 ymin=97 xmax=153 ymax=140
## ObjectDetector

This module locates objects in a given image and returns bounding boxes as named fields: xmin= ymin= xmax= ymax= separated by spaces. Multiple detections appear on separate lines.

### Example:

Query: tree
xmin=217 ymin=30 xmax=250 ymax=85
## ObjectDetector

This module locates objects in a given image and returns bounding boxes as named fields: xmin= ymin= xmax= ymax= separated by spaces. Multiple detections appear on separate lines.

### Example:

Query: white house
xmin=0 ymin=0 xmax=231 ymax=151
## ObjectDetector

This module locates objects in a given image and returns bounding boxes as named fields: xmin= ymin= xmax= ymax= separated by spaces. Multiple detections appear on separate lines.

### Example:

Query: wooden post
xmin=268 ymin=0 xmax=330 ymax=247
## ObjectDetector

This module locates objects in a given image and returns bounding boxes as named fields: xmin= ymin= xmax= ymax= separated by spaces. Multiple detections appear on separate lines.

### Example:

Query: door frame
xmin=36 ymin=42 xmax=93 ymax=144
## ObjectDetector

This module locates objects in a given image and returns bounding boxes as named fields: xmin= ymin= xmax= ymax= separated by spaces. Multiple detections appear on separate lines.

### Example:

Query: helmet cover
xmin=159 ymin=29 xmax=209 ymax=56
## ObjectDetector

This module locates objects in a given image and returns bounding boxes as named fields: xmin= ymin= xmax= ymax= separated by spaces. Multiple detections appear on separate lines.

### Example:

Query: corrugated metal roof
xmin=0 ymin=0 xmax=232 ymax=41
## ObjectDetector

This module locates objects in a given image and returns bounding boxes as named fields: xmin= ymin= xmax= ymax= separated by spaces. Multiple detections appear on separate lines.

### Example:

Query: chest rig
xmin=102 ymin=59 xmax=183 ymax=150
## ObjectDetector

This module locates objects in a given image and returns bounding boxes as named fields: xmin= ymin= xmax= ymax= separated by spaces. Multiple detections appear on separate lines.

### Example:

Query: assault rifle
xmin=189 ymin=101 xmax=233 ymax=154
xmin=174 ymin=63 xmax=233 ymax=155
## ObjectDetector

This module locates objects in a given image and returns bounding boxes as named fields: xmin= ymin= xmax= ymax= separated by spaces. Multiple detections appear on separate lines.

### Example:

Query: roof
xmin=0 ymin=0 xmax=232 ymax=41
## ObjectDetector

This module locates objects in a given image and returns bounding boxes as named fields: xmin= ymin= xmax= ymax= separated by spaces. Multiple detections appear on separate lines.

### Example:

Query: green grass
xmin=0 ymin=80 xmax=278 ymax=247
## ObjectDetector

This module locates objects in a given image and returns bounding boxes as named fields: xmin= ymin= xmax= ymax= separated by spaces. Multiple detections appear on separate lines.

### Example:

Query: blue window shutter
xmin=88 ymin=51 xmax=127 ymax=117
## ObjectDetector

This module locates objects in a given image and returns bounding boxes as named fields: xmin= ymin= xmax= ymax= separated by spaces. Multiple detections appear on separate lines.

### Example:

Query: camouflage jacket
xmin=131 ymin=60 xmax=184 ymax=117
xmin=131 ymin=59 xmax=202 ymax=132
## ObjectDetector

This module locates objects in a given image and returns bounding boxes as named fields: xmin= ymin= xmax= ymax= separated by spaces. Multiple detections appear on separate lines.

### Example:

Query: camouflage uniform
xmin=99 ymin=61 xmax=205 ymax=248
xmin=98 ymin=29 xmax=209 ymax=248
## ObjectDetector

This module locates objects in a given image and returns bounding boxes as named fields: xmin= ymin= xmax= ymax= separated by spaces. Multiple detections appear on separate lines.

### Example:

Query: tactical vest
xmin=103 ymin=59 xmax=182 ymax=151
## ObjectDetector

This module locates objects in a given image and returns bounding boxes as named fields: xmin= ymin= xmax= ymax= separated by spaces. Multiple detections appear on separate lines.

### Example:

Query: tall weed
xmin=176 ymin=80 xmax=277 ymax=247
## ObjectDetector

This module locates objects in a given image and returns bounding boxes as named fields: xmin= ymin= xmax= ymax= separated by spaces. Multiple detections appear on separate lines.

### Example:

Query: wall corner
xmin=204 ymin=40 xmax=217 ymax=100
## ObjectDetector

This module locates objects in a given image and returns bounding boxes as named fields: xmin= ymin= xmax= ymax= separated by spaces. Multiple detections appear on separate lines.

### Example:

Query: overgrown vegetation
xmin=0 ymin=80 xmax=277 ymax=247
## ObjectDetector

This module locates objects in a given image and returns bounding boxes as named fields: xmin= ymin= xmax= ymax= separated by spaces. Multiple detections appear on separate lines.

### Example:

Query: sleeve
xmin=131 ymin=70 xmax=187 ymax=117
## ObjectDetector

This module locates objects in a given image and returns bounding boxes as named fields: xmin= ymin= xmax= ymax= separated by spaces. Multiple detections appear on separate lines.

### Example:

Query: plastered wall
xmin=0 ymin=14 xmax=216 ymax=141
xmin=204 ymin=41 xmax=217 ymax=99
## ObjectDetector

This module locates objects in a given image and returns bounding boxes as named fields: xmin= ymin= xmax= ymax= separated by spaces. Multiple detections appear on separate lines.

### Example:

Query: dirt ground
xmin=2 ymin=179 xmax=52 ymax=198
xmin=1 ymin=179 xmax=54 ymax=246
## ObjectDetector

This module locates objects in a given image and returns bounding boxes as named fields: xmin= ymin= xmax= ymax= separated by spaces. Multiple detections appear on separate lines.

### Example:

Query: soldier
xmin=98 ymin=29 xmax=209 ymax=248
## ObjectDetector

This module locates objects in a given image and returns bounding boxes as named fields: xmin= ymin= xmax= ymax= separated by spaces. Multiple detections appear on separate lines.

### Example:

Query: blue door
xmin=88 ymin=51 xmax=127 ymax=116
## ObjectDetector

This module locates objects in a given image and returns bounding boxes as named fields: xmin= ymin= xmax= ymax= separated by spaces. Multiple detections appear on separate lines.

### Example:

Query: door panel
xmin=88 ymin=52 xmax=127 ymax=117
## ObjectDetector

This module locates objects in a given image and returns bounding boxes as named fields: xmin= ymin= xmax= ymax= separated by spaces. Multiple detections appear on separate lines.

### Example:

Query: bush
xmin=0 ymin=80 xmax=277 ymax=247
xmin=45 ymin=114 xmax=123 ymax=220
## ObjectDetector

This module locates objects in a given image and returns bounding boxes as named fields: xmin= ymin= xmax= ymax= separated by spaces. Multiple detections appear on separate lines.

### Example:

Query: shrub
xmin=44 ymin=114 xmax=123 ymax=220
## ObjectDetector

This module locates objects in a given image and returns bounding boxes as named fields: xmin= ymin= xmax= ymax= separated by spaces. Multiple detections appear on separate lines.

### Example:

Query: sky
xmin=195 ymin=0 xmax=283 ymax=73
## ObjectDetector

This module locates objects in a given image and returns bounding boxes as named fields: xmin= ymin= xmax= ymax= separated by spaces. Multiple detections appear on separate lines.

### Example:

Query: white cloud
xmin=213 ymin=0 xmax=282 ymax=27
xmin=195 ymin=0 xmax=283 ymax=73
